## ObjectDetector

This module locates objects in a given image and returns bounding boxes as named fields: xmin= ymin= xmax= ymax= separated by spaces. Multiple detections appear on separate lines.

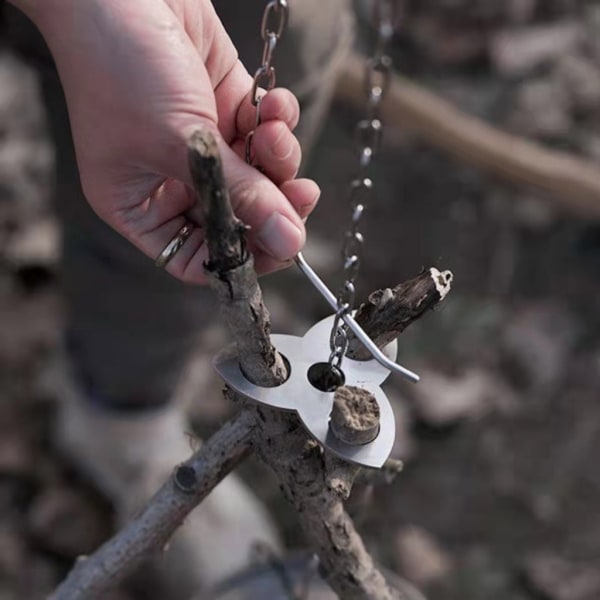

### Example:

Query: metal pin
xmin=294 ymin=252 xmax=420 ymax=383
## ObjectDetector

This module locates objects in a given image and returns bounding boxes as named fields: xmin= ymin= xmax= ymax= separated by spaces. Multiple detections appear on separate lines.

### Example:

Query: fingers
xmin=162 ymin=225 xmax=209 ymax=283
xmin=221 ymin=146 xmax=322 ymax=258
xmin=232 ymin=119 xmax=302 ymax=184
xmin=177 ymin=179 xmax=318 ymax=280
xmin=112 ymin=165 xmax=320 ymax=286
xmin=279 ymin=178 xmax=321 ymax=221
xmin=235 ymin=87 xmax=300 ymax=135
xmin=166 ymin=130 xmax=307 ymax=259
xmin=252 ymin=253 xmax=295 ymax=278
xmin=147 ymin=218 xmax=208 ymax=284
xmin=111 ymin=181 xmax=210 ymax=284
xmin=122 ymin=62 xmax=313 ymax=280
xmin=233 ymin=87 xmax=302 ymax=183
xmin=227 ymin=180 xmax=304 ymax=262
xmin=112 ymin=179 xmax=195 ymax=235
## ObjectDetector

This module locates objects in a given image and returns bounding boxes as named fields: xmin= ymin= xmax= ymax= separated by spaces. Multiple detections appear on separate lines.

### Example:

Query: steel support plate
xmin=213 ymin=315 xmax=397 ymax=468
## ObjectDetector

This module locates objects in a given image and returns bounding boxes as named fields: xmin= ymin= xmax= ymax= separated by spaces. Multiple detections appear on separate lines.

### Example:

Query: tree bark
xmin=50 ymin=129 xmax=453 ymax=599
xmin=348 ymin=267 xmax=453 ymax=361
xmin=194 ymin=128 xmax=401 ymax=599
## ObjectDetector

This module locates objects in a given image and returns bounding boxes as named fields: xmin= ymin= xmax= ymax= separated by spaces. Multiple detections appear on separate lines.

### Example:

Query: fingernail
xmin=258 ymin=212 xmax=303 ymax=260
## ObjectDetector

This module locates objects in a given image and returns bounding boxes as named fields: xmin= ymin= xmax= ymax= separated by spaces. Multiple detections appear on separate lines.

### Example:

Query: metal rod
xmin=294 ymin=253 xmax=420 ymax=383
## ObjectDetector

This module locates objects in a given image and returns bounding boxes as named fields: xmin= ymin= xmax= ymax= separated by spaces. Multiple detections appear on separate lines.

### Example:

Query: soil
xmin=1 ymin=2 xmax=600 ymax=599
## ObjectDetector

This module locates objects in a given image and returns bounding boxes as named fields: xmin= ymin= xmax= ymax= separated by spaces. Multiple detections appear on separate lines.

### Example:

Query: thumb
xmin=166 ymin=125 xmax=306 ymax=262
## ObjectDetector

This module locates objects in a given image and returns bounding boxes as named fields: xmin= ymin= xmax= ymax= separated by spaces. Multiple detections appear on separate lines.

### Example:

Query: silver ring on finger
xmin=154 ymin=222 xmax=194 ymax=268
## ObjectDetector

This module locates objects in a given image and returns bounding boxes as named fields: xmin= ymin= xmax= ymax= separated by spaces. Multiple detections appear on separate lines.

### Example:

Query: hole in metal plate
xmin=307 ymin=362 xmax=345 ymax=392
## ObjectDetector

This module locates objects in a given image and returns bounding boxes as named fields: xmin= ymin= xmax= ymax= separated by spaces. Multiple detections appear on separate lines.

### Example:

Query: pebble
xmin=523 ymin=554 xmax=600 ymax=600
xmin=5 ymin=218 xmax=60 ymax=269
xmin=409 ymin=367 xmax=517 ymax=427
xmin=394 ymin=525 xmax=453 ymax=588
xmin=554 ymin=53 xmax=600 ymax=114
xmin=508 ymin=77 xmax=572 ymax=139
xmin=490 ymin=22 xmax=583 ymax=76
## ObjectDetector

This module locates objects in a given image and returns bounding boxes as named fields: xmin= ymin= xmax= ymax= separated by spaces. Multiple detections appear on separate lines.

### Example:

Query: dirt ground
xmin=1 ymin=2 xmax=600 ymax=599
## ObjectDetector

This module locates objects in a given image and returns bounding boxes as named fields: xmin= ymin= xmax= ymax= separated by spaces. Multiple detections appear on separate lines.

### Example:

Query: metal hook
xmin=294 ymin=252 xmax=420 ymax=383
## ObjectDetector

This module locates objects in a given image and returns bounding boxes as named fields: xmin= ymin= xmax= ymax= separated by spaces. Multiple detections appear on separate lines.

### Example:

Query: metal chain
xmin=328 ymin=0 xmax=396 ymax=372
xmin=247 ymin=1 xmax=396 ymax=375
xmin=245 ymin=0 xmax=289 ymax=166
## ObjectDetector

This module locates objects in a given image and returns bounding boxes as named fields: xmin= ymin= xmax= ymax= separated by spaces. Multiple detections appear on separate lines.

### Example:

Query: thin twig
xmin=49 ymin=410 xmax=256 ymax=600
xmin=335 ymin=52 xmax=600 ymax=220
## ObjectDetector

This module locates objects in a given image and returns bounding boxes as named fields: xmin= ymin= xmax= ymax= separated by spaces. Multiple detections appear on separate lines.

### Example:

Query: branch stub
xmin=173 ymin=464 xmax=198 ymax=494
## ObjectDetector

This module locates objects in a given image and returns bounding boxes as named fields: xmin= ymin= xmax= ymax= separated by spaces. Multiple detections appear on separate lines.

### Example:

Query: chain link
xmin=247 ymin=1 xmax=396 ymax=375
xmin=245 ymin=1 xmax=289 ymax=166
xmin=328 ymin=0 xmax=396 ymax=371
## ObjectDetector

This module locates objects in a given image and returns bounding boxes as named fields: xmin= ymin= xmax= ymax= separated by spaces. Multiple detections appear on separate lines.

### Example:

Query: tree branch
xmin=49 ymin=410 xmax=255 ymax=600
xmin=348 ymin=267 xmax=453 ymax=361
xmin=50 ymin=128 xmax=452 ymax=599
xmin=192 ymin=128 xmax=401 ymax=599
xmin=189 ymin=129 xmax=288 ymax=387
xmin=335 ymin=52 xmax=600 ymax=220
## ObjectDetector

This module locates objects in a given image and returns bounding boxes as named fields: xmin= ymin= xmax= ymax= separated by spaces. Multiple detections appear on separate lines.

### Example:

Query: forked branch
xmin=49 ymin=128 xmax=452 ymax=599
xmin=195 ymin=128 xmax=399 ymax=600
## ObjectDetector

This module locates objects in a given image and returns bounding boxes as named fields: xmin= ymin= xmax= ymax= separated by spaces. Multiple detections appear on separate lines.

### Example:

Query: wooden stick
xmin=194 ymin=128 xmax=400 ymax=600
xmin=335 ymin=52 xmax=600 ymax=220
xmin=48 ymin=410 xmax=255 ymax=600
xmin=50 ymin=129 xmax=452 ymax=599
xmin=348 ymin=267 xmax=453 ymax=361
xmin=189 ymin=130 xmax=288 ymax=387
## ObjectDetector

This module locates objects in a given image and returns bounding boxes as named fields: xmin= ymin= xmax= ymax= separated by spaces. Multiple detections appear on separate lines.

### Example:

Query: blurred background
xmin=1 ymin=1 xmax=600 ymax=599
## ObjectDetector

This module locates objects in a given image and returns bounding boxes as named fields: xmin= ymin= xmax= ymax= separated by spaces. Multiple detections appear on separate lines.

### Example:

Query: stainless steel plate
xmin=213 ymin=315 xmax=397 ymax=468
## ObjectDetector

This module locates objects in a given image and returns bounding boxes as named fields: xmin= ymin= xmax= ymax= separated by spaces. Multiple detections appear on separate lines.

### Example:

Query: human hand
xmin=17 ymin=0 xmax=319 ymax=282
